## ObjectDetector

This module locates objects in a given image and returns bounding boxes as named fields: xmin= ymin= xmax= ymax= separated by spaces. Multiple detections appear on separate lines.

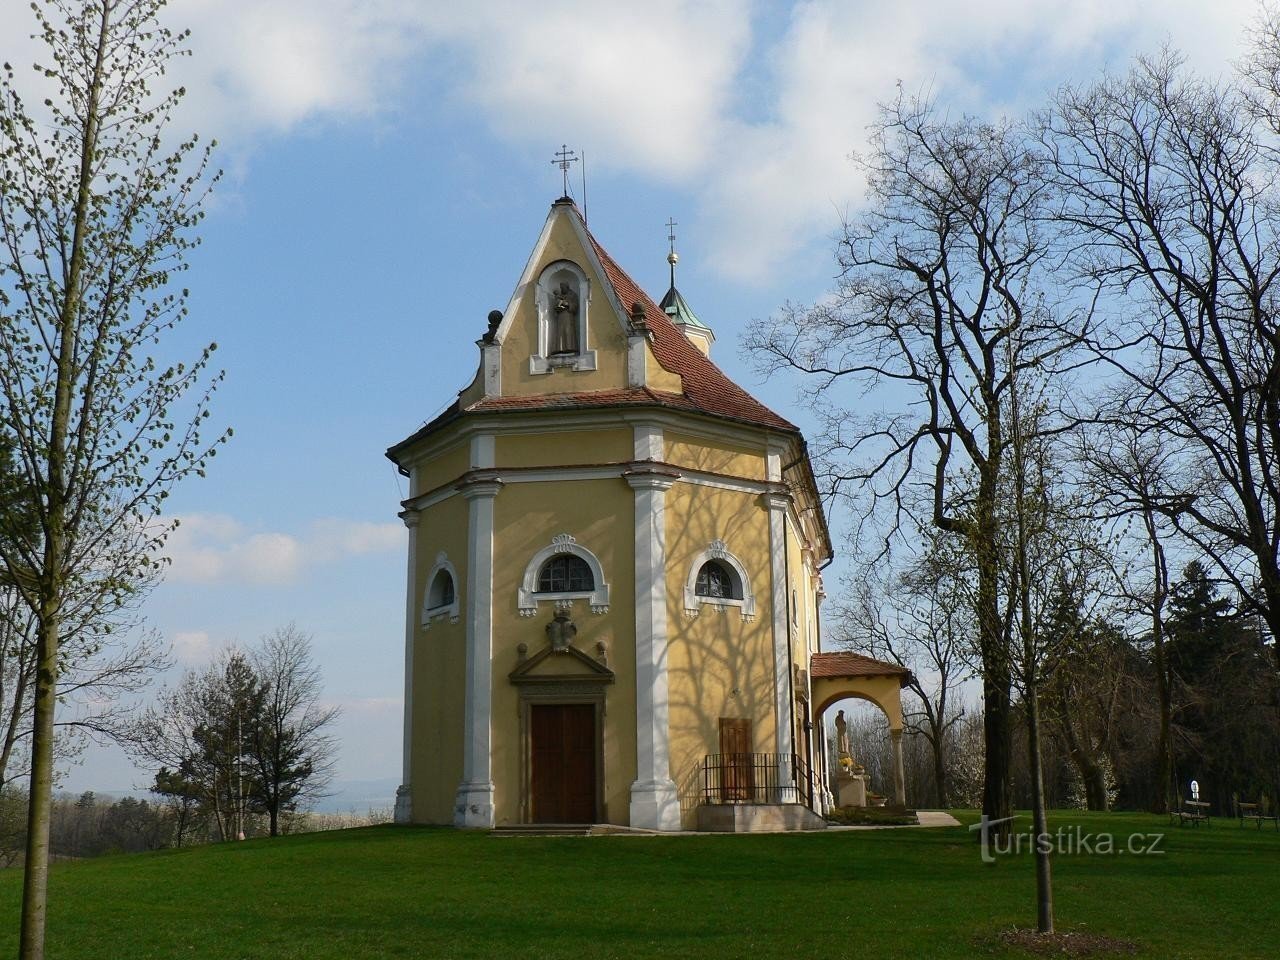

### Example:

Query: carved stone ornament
xmin=546 ymin=612 xmax=577 ymax=653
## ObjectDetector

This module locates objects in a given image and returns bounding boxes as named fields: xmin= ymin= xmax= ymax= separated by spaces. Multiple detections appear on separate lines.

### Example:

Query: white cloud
xmin=171 ymin=630 xmax=214 ymax=663
xmin=1 ymin=0 xmax=1266 ymax=281
xmin=164 ymin=513 xmax=403 ymax=585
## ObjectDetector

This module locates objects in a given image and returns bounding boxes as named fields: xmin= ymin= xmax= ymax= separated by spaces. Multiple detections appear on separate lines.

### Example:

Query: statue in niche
xmin=549 ymin=280 xmax=580 ymax=355
xmin=546 ymin=611 xmax=577 ymax=653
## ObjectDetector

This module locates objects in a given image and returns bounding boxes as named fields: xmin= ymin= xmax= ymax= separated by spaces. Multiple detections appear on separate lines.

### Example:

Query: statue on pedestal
xmin=834 ymin=709 xmax=864 ymax=775
xmin=835 ymin=709 xmax=850 ymax=758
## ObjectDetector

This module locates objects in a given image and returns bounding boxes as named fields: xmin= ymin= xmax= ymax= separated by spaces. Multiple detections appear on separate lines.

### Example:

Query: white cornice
xmin=393 ymin=406 xmax=792 ymax=473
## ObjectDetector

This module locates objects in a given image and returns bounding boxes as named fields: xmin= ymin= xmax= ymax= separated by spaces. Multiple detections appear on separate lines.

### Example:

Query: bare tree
xmin=1045 ymin=49 xmax=1280 ymax=664
xmin=248 ymin=624 xmax=339 ymax=837
xmin=1075 ymin=422 xmax=1184 ymax=811
xmin=132 ymin=627 xmax=339 ymax=840
xmin=745 ymin=92 xmax=1088 ymax=832
xmin=841 ymin=529 xmax=971 ymax=807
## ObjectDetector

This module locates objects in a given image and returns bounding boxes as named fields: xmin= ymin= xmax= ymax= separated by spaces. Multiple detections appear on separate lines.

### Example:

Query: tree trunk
xmin=976 ymin=495 xmax=1012 ymax=834
xmin=931 ymin=734 xmax=949 ymax=808
xmin=19 ymin=614 xmax=58 ymax=959
xmin=18 ymin=4 xmax=111 ymax=955
xmin=1057 ymin=714 xmax=1110 ymax=811
xmin=1143 ymin=507 xmax=1173 ymax=814
xmin=1026 ymin=683 xmax=1054 ymax=934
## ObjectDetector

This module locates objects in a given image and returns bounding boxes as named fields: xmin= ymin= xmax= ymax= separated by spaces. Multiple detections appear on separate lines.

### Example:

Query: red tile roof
xmin=585 ymin=228 xmax=797 ymax=433
xmin=811 ymin=651 xmax=911 ymax=683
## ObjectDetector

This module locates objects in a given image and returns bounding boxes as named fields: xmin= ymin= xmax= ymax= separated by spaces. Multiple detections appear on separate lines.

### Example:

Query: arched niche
xmin=530 ymin=259 xmax=597 ymax=374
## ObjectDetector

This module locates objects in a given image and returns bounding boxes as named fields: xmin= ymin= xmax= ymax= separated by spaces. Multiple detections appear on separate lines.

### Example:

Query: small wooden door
xmin=719 ymin=717 xmax=753 ymax=802
xmin=530 ymin=704 xmax=597 ymax=823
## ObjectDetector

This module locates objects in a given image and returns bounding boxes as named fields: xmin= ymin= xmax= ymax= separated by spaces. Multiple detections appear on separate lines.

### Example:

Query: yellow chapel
xmin=386 ymin=196 xmax=908 ymax=831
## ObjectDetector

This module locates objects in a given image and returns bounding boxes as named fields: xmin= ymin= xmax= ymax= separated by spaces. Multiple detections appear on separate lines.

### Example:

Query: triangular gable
xmin=509 ymin=642 xmax=615 ymax=685
xmin=492 ymin=200 xmax=631 ymax=346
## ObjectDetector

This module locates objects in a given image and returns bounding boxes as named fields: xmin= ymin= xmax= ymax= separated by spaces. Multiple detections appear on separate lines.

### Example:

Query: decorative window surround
xmin=530 ymin=260 xmax=597 ymax=375
xmin=517 ymin=534 xmax=610 ymax=616
xmin=683 ymin=540 xmax=756 ymax=621
xmin=422 ymin=552 xmax=461 ymax=628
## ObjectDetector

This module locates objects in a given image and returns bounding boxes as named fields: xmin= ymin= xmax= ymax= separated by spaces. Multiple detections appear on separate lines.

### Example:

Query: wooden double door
xmin=719 ymin=717 xmax=754 ymax=801
xmin=530 ymin=703 xmax=598 ymax=823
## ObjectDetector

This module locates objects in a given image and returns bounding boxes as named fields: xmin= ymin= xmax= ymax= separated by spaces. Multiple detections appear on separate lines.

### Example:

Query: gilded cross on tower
xmin=551 ymin=144 xmax=579 ymax=197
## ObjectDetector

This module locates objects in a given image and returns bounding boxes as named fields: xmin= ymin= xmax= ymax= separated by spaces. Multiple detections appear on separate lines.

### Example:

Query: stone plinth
xmin=836 ymin=772 xmax=868 ymax=808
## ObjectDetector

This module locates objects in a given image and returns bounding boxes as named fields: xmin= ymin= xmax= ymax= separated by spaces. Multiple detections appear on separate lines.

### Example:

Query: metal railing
xmin=702 ymin=752 xmax=815 ymax=809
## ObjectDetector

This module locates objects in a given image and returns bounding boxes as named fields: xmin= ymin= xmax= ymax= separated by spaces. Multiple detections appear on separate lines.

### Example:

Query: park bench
xmin=1170 ymin=797 xmax=1211 ymax=827
xmin=1232 ymin=794 xmax=1279 ymax=831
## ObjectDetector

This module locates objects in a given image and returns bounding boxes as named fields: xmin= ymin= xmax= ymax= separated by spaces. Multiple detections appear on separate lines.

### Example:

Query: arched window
xmin=695 ymin=560 xmax=739 ymax=600
xmin=517 ymin=534 xmax=610 ymax=616
xmin=422 ymin=552 xmax=461 ymax=628
xmin=537 ymin=554 xmax=595 ymax=593
xmin=428 ymin=569 xmax=455 ymax=608
xmin=684 ymin=540 xmax=756 ymax=621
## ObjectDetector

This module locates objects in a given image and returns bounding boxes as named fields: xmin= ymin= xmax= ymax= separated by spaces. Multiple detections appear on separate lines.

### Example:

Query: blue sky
xmin=0 ymin=0 xmax=1263 ymax=796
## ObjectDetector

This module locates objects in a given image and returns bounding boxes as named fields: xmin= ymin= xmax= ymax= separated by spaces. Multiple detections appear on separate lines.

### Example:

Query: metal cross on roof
xmin=666 ymin=217 xmax=679 ymax=286
xmin=551 ymin=144 xmax=579 ymax=196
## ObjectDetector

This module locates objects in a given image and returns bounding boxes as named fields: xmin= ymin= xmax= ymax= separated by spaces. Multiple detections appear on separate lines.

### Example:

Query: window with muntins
xmin=696 ymin=560 xmax=739 ymax=600
xmin=537 ymin=554 xmax=595 ymax=593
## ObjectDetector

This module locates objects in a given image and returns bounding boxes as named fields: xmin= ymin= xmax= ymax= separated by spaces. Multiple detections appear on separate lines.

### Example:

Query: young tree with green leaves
xmin=0 ymin=2 xmax=224 ymax=953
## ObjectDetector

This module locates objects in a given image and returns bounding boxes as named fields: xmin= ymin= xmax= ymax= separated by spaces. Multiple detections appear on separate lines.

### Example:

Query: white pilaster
xmin=626 ymin=457 xmax=682 ymax=831
xmin=454 ymin=475 xmax=502 ymax=828
xmin=762 ymin=489 xmax=794 ymax=763
xmin=633 ymin=422 xmax=663 ymax=461
xmin=395 ymin=508 xmax=420 ymax=824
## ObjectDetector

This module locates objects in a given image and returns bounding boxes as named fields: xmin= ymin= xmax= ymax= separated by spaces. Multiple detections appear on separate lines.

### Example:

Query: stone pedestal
xmin=836 ymin=772 xmax=868 ymax=808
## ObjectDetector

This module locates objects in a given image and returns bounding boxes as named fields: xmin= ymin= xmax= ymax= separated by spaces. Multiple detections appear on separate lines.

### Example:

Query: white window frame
xmin=422 ymin=551 xmax=460 ymax=628
xmin=684 ymin=540 xmax=756 ymax=621
xmin=530 ymin=259 xmax=597 ymax=374
xmin=518 ymin=534 xmax=610 ymax=616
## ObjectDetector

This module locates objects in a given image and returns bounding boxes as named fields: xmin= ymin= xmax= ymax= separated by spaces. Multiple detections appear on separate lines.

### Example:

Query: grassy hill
xmin=0 ymin=811 xmax=1276 ymax=959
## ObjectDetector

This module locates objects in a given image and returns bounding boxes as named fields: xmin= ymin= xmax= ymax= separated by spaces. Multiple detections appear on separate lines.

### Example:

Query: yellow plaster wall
xmin=500 ymin=214 xmax=630 ymax=398
xmin=414 ymin=438 xmax=470 ymax=497
xmin=487 ymin=478 xmax=637 ymax=827
xmin=664 ymin=431 xmax=765 ymax=480
xmin=409 ymin=494 xmax=469 ymax=824
xmin=644 ymin=340 xmax=684 ymax=393
xmin=663 ymin=481 xmax=776 ymax=827
xmin=496 ymin=427 xmax=632 ymax=469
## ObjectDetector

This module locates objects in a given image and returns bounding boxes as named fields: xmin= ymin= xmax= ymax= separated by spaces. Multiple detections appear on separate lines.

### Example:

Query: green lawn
xmin=1 ymin=811 xmax=1276 ymax=959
